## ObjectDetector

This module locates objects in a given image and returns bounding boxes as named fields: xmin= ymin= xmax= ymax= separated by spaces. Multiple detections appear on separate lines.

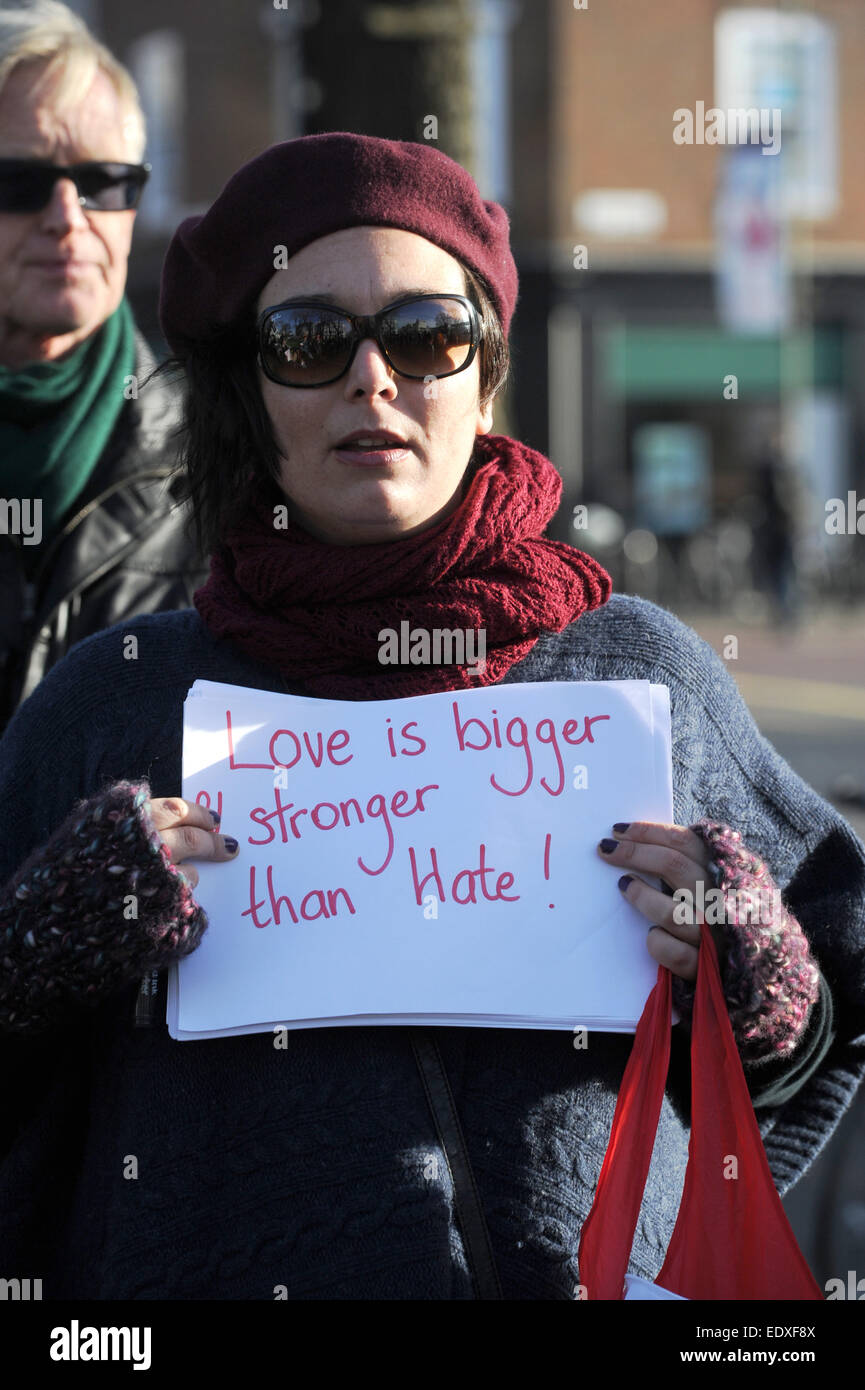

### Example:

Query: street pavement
xmin=675 ymin=598 xmax=865 ymax=1293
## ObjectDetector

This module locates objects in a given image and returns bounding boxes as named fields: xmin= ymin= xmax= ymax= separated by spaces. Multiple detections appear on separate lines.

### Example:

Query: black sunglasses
xmin=257 ymin=292 xmax=482 ymax=387
xmin=0 ymin=159 xmax=151 ymax=213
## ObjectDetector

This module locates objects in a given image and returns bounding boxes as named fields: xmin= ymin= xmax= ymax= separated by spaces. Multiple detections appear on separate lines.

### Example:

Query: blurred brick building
xmin=78 ymin=0 xmax=865 ymax=592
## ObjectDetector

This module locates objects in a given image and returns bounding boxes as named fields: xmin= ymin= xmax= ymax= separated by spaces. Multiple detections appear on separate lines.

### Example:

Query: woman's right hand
xmin=147 ymin=796 xmax=239 ymax=890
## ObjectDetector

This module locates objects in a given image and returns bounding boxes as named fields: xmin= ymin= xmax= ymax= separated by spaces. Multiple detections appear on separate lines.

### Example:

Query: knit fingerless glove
xmin=671 ymin=819 xmax=821 ymax=1060
xmin=0 ymin=780 xmax=207 ymax=1035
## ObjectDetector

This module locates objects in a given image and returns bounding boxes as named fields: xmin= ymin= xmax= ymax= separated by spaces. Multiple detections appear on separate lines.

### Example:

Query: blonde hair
xmin=0 ymin=1 xmax=146 ymax=160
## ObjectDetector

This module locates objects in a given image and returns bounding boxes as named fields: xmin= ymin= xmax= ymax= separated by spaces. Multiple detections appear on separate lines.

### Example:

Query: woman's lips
xmin=333 ymin=445 xmax=413 ymax=466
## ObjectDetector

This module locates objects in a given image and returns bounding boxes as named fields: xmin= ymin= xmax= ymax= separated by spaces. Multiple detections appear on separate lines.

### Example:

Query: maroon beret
xmin=159 ymin=131 xmax=519 ymax=355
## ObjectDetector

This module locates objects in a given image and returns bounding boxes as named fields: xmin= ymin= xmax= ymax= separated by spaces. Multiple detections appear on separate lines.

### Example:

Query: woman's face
xmin=255 ymin=226 xmax=494 ymax=545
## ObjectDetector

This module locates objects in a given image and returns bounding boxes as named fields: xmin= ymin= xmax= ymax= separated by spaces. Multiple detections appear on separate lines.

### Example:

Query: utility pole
xmin=362 ymin=1 xmax=477 ymax=168
xmin=301 ymin=1 xmax=518 ymax=434
xmin=302 ymin=3 xmax=477 ymax=172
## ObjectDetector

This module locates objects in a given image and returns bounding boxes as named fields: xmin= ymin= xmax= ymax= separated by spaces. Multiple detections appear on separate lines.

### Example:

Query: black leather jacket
xmin=0 ymin=332 xmax=208 ymax=735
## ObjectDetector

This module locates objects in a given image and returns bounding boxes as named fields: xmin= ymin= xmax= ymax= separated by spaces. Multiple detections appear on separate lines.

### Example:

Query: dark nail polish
xmin=618 ymin=875 xmax=633 ymax=891
xmin=209 ymin=809 xmax=221 ymax=825
xmin=599 ymin=838 xmax=618 ymax=854
xmin=612 ymin=822 xmax=630 ymax=834
xmin=223 ymin=837 xmax=238 ymax=854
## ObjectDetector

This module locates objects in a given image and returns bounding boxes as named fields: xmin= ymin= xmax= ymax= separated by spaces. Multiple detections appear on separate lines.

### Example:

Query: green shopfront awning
xmin=602 ymin=325 xmax=844 ymax=400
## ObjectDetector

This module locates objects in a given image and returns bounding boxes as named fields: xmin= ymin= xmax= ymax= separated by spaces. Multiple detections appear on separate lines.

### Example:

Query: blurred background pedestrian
xmin=0 ymin=0 xmax=206 ymax=735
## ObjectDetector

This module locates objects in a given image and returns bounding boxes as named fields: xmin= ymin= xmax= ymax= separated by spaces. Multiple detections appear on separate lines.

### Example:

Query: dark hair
xmin=157 ymin=259 xmax=511 ymax=560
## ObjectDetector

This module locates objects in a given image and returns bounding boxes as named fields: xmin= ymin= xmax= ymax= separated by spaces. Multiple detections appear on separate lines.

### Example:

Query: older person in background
xmin=0 ymin=0 xmax=206 ymax=733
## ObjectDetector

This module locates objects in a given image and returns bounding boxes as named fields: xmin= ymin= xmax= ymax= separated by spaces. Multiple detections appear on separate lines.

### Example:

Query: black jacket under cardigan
xmin=0 ymin=332 xmax=208 ymax=736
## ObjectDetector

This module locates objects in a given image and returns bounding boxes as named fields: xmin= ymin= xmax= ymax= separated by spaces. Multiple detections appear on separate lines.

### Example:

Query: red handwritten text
xmin=248 ymin=783 xmax=440 ymax=876
xmin=451 ymin=701 xmax=611 ymax=797
xmin=242 ymin=864 xmax=356 ymax=928
xmin=226 ymin=708 xmax=353 ymax=772
xmin=408 ymin=843 xmax=520 ymax=905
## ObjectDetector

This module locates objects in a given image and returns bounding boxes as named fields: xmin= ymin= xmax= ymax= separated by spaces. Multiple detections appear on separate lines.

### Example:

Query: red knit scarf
xmin=194 ymin=433 xmax=612 ymax=699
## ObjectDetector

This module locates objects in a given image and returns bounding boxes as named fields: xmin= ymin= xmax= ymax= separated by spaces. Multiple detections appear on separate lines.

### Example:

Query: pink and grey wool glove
xmin=672 ymin=819 xmax=821 ymax=1060
xmin=0 ymin=780 xmax=207 ymax=1035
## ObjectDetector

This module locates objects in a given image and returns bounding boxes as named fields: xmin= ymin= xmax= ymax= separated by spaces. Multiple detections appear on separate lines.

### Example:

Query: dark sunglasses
xmin=0 ymin=159 xmax=151 ymax=213
xmin=257 ymin=292 xmax=482 ymax=387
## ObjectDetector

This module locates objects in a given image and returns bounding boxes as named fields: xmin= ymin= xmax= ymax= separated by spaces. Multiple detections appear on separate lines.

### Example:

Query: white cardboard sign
xmin=168 ymin=678 xmax=673 ymax=1039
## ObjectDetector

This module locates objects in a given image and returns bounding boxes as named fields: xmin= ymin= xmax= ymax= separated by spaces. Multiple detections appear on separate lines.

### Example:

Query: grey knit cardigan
xmin=0 ymin=594 xmax=863 ymax=1299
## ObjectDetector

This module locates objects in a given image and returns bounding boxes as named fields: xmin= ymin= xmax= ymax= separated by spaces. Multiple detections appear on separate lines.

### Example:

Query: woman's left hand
xmin=597 ymin=821 xmax=726 ymax=982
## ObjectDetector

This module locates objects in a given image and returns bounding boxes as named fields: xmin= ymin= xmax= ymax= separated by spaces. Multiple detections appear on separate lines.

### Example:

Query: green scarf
xmin=0 ymin=297 xmax=137 ymax=542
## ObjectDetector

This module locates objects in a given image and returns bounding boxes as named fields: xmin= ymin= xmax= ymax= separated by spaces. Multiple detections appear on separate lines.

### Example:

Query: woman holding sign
xmin=0 ymin=133 xmax=862 ymax=1301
